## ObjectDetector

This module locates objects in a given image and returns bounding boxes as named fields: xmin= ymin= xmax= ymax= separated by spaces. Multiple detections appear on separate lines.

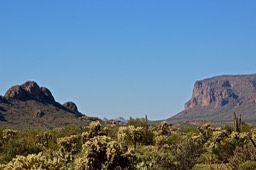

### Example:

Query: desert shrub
xmin=0 ymin=131 xmax=41 ymax=164
xmin=240 ymin=124 xmax=254 ymax=132
xmin=102 ymin=125 xmax=119 ymax=140
xmin=2 ymin=152 xmax=68 ymax=170
xmin=138 ymin=138 xmax=202 ymax=170
xmin=136 ymin=145 xmax=175 ymax=170
xmin=154 ymin=135 xmax=169 ymax=148
xmin=192 ymin=163 xmax=231 ymax=170
xmin=156 ymin=121 xmax=170 ymax=136
xmin=229 ymin=143 xmax=256 ymax=169
xmin=1 ymin=129 xmax=18 ymax=144
xmin=128 ymin=117 xmax=148 ymax=127
xmin=238 ymin=160 xmax=256 ymax=170
xmin=118 ymin=125 xmax=143 ymax=150
xmin=192 ymin=164 xmax=210 ymax=170
xmin=76 ymin=136 xmax=134 ymax=170
xmin=5 ymin=139 xmax=40 ymax=160
xmin=51 ymin=126 xmax=83 ymax=139
xmin=35 ymin=131 xmax=52 ymax=149
xmin=127 ymin=116 xmax=154 ymax=145
xmin=57 ymin=135 xmax=80 ymax=154
xmin=81 ymin=121 xmax=106 ymax=143
xmin=174 ymin=139 xmax=203 ymax=170
xmin=128 ymin=117 xmax=153 ymax=145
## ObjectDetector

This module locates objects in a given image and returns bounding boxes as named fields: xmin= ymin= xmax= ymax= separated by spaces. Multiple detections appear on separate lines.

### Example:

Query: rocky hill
xmin=169 ymin=74 xmax=256 ymax=123
xmin=0 ymin=81 xmax=92 ymax=129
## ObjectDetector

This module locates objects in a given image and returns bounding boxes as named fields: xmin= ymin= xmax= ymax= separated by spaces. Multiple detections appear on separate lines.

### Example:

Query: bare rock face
xmin=33 ymin=110 xmax=45 ymax=118
xmin=21 ymin=81 xmax=41 ymax=96
xmin=39 ymin=87 xmax=55 ymax=103
xmin=185 ymin=75 xmax=256 ymax=111
xmin=169 ymin=74 xmax=256 ymax=122
xmin=0 ymin=96 xmax=8 ymax=103
xmin=63 ymin=101 xmax=78 ymax=112
xmin=5 ymin=85 xmax=29 ymax=100
xmin=4 ymin=81 xmax=55 ymax=103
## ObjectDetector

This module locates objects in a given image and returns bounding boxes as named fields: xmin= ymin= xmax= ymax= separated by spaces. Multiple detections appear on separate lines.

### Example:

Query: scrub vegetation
xmin=0 ymin=114 xmax=256 ymax=170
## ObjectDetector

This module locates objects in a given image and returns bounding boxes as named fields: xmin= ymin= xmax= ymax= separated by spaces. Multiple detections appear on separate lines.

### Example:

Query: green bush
xmin=238 ymin=161 xmax=256 ymax=170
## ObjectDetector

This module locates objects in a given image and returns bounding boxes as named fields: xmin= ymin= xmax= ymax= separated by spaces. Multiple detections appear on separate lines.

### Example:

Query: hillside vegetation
xmin=1 ymin=115 xmax=256 ymax=169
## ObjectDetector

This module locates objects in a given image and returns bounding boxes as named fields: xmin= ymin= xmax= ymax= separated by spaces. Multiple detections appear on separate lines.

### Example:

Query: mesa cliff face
xmin=171 ymin=74 xmax=256 ymax=122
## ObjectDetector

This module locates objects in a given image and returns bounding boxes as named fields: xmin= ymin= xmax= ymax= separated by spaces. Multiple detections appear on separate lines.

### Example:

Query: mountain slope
xmin=169 ymin=74 xmax=256 ymax=123
xmin=0 ymin=81 xmax=91 ymax=129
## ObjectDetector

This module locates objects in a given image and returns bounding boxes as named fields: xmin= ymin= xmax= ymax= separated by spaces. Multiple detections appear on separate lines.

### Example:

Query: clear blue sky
xmin=1 ymin=1 xmax=256 ymax=120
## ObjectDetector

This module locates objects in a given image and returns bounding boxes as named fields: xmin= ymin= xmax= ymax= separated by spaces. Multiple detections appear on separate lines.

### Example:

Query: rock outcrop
xmin=63 ymin=101 xmax=78 ymax=112
xmin=185 ymin=80 xmax=239 ymax=110
xmin=170 ymin=74 xmax=256 ymax=122
xmin=0 ymin=81 xmax=86 ymax=129
xmin=5 ymin=85 xmax=29 ymax=100
xmin=21 ymin=81 xmax=41 ymax=96
xmin=185 ymin=75 xmax=256 ymax=111
xmin=5 ymin=81 xmax=55 ymax=103
xmin=33 ymin=110 xmax=45 ymax=118
xmin=0 ymin=96 xmax=8 ymax=103
xmin=40 ymin=87 xmax=55 ymax=102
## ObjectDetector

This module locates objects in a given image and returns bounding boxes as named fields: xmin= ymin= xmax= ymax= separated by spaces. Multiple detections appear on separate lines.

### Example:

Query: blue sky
xmin=1 ymin=1 xmax=256 ymax=120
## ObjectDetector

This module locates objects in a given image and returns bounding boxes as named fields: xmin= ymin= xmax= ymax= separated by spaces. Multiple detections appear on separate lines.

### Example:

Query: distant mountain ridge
xmin=169 ymin=74 xmax=256 ymax=123
xmin=113 ymin=117 xmax=128 ymax=123
xmin=103 ymin=117 xmax=128 ymax=123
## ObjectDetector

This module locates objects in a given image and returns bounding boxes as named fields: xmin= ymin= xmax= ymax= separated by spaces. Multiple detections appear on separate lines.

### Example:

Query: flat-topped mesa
xmin=184 ymin=75 xmax=256 ymax=111
xmin=4 ymin=81 xmax=55 ymax=103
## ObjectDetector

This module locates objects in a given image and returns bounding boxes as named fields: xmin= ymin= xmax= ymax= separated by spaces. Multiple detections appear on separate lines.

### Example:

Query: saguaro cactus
xmin=233 ymin=112 xmax=240 ymax=132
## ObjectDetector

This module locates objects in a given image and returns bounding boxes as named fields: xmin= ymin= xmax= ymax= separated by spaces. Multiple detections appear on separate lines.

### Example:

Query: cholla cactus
xmin=80 ymin=136 xmax=110 ymax=169
xmin=81 ymin=121 xmax=103 ymax=144
xmin=76 ymin=135 xmax=134 ymax=170
xmin=157 ymin=121 xmax=170 ymax=136
xmin=81 ymin=131 xmax=90 ymax=144
xmin=251 ymin=129 xmax=256 ymax=140
xmin=2 ymin=152 xmax=67 ymax=170
xmin=117 ymin=126 xmax=130 ymax=143
xmin=2 ymin=129 xmax=18 ymax=143
xmin=228 ymin=131 xmax=251 ymax=147
xmin=57 ymin=135 xmax=79 ymax=154
xmin=118 ymin=125 xmax=143 ymax=150
xmin=204 ymin=130 xmax=228 ymax=151
xmin=154 ymin=135 xmax=169 ymax=148
xmin=35 ymin=131 xmax=52 ymax=149
xmin=105 ymin=141 xmax=129 ymax=169
xmin=197 ymin=124 xmax=214 ymax=142
xmin=87 ymin=121 xmax=102 ymax=137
